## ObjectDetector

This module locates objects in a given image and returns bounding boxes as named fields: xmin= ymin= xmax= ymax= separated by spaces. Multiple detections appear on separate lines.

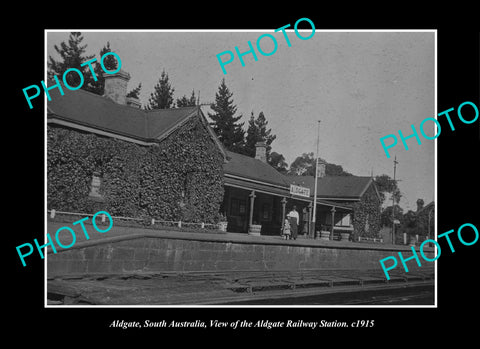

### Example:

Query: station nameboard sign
xmin=290 ymin=184 xmax=310 ymax=198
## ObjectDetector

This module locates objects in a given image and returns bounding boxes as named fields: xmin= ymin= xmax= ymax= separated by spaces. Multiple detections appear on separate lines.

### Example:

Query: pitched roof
xmin=47 ymin=85 xmax=199 ymax=143
xmin=146 ymin=107 xmax=198 ymax=140
xmin=286 ymin=175 xmax=376 ymax=200
xmin=223 ymin=151 xmax=289 ymax=188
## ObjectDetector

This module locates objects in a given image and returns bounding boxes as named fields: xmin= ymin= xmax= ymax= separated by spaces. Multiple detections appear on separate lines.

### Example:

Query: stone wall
xmin=46 ymin=223 xmax=433 ymax=278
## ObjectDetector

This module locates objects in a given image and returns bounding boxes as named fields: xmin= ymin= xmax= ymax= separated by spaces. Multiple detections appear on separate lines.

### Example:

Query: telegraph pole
xmin=311 ymin=120 xmax=321 ymax=239
xmin=391 ymin=155 xmax=398 ymax=244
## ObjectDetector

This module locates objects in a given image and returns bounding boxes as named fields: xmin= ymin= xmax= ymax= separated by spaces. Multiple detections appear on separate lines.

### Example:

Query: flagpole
xmin=391 ymin=155 xmax=398 ymax=244
xmin=311 ymin=120 xmax=320 ymax=239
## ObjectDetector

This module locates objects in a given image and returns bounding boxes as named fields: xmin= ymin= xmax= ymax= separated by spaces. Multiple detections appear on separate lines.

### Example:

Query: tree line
xmin=47 ymin=33 xmax=352 ymax=176
xmin=47 ymin=32 xmax=194 ymax=109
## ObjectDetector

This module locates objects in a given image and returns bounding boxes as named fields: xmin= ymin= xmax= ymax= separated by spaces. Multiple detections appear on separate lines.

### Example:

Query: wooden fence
xmin=47 ymin=209 xmax=222 ymax=231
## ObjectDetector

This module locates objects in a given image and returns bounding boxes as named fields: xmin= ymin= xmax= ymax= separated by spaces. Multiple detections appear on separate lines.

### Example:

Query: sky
xmin=46 ymin=30 xmax=436 ymax=212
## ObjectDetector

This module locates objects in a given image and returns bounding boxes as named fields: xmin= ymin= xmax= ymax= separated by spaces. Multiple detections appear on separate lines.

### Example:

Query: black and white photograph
xmin=43 ymin=29 xmax=436 ymax=306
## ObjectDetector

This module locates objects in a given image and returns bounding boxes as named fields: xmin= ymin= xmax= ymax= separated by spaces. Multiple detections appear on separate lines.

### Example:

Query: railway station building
xmin=47 ymin=71 xmax=381 ymax=240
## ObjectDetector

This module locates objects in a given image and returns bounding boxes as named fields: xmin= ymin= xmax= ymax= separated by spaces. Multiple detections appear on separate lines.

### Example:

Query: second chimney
xmin=255 ymin=141 xmax=267 ymax=163
xmin=316 ymin=160 xmax=326 ymax=178
xmin=416 ymin=198 xmax=424 ymax=212
xmin=103 ymin=70 xmax=131 ymax=105
xmin=126 ymin=96 xmax=142 ymax=109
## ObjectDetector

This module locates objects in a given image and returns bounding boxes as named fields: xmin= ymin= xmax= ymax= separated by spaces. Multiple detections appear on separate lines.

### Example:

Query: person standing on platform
xmin=287 ymin=206 xmax=299 ymax=240
xmin=282 ymin=217 xmax=291 ymax=240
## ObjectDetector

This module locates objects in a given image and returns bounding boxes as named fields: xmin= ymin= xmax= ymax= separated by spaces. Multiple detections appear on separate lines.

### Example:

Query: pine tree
xmin=48 ymin=33 xmax=118 ymax=96
xmin=146 ymin=69 xmax=175 ymax=109
xmin=244 ymin=111 xmax=276 ymax=157
xmin=176 ymin=89 xmax=197 ymax=107
xmin=48 ymin=32 xmax=95 ymax=88
xmin=86 ymin=41 xmax=118 ymax=95
xmin=208 ymin=78 xmax=245 ymax=153
xmin=245 ymin=112 xmax=260 ymax=156
xmin=126 ymin=83 xmax=142 ymax=99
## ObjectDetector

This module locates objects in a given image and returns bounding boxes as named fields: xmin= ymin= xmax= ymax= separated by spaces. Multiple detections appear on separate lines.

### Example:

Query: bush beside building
xmin=47 ymin=117 xmax=225 ymax=224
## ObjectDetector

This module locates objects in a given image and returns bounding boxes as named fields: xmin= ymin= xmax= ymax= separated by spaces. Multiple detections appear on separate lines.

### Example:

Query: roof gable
xmin=145 ymin=106 xmax=198 ymax=140
xmin=47 ymin=86 xmax=148 ymax=140
xmin=47 ymin=86 xmax=226 ymax=160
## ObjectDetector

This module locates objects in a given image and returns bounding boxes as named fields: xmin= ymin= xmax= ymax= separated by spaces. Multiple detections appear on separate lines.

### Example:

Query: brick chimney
xmin=103 ymin=70 xmax=131 ymax=105
xmin=126 ymin=96 xmax=142 ymax=109
xmin=255 ymin=141 xmax=267 ymax=163
xmin=416 ymin=198 xmax=424 ymax=212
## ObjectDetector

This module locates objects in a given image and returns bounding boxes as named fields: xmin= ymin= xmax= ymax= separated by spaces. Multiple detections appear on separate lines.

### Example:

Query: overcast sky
xmin=46 ymin=30 xmax=435 ymax=212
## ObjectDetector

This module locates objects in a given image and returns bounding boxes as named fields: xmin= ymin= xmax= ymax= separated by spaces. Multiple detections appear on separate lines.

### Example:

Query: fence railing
xmin=357 ymin=236 xmax=384 ymax=243
xmin=47 ymin=210 xmax=392 ymax=243
xmin=47 ymin=209 xmax=221 ymax=231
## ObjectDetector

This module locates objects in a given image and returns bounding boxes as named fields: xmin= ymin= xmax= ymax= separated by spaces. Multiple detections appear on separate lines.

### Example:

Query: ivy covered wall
xmin=47 ymin=116 xmax=225 ymax=223
xmin=352 ymin=184 xmax=381 ymax=239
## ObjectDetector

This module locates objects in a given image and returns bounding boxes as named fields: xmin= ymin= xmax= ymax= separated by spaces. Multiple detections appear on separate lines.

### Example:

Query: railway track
xmin=47 ymin=267 xmax=434 ymax=305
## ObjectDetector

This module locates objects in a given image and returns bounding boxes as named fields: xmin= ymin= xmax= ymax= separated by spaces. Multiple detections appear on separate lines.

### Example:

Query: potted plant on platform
xmin=248 ymin=221 xmax=262 ymax=236
xmin=408 ymin=233 xmax=417 ymax=246
xmin=320 ymin=225 xmax=330 ymax=240
xmin=340 ymin=230 xmax=351 ymax=241
xmin=217 ymin=213 xmax=228 ymax=232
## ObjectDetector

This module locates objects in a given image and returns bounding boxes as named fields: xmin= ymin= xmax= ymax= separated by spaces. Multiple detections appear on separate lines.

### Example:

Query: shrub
xmin=352 ymin=184 xmax=381 ymax=239
xmin=47 ymin=116 xmax=225 ymax=223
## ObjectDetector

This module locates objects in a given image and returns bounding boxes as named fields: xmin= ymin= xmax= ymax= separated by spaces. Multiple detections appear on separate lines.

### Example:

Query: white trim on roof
xmin=224 ymin=182 xmax=288 ymax=198
xmin=316 ymin=197 xmax=360 ymax=201
xmin=224 ymin=173 xmax=289 ymax=191
xmin=47 ymin=117 xmax=158 ymax=146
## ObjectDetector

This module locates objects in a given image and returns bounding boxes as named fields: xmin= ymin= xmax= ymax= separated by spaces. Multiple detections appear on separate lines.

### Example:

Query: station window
xmin=231 ymin=198 xmax=246 ymax=216
xmin=89 ymin=172 xmax=103 ymax=200
xmin=262 ymin=203 xmax=270 ymax=220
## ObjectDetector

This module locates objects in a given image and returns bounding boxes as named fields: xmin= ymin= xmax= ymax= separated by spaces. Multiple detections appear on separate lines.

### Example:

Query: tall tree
xmin=268 ymin=151 xmax=288 ymax=174
xmin=396 ymin=210 xmax=420 ymax=241
xmin=326 ymin=163 xmax=352 ymax=176
xmin=176 ymin=89 xmax=197 ymax=107
xmin=86 ymin=41 xmax=118 ymax=95
xmin=146 ymin=69 xmax=175 ymax=109
xmin=48 ymin=33 xmax=118 ymax=96
xmin=126 ymin=82 xmax=142 ymax=99
xmin=48 ymin=32 xmax=94 ymax=88
xmin=288 ymin=152 xmax=315 ymax=175
xmin=380 ymin=204 xmax=404 ymax=228
xmin=374 ymin=174 xmax=402 ymax=206
xmin=244 ymin=111 xmax=276 ymax=157
xmin=287 ymin=152 xmax=352 ymax=176
xmin=208 ymin=78 xmax=245 ymax=153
